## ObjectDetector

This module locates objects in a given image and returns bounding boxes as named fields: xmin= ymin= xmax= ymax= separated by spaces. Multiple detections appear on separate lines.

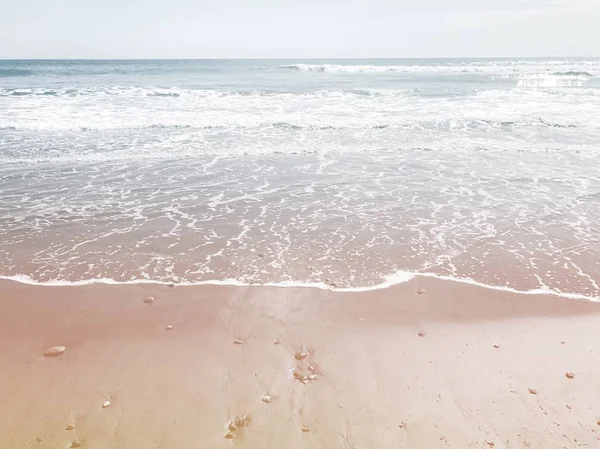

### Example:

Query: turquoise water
xmin=1 ymin=59 xmax=599 ymax=298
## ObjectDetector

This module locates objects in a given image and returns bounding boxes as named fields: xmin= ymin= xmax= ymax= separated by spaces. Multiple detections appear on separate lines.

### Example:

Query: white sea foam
xmin=1 ymin=272 xmax=597 ymax=301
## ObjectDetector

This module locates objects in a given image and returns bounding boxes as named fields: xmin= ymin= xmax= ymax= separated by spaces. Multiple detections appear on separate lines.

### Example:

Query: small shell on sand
xmin=566 ymin=372 xmax=575 ymax=379
xmin=143 ymin=296 xmax=154 ymax=305
xmin=43 ymin=346 xmax=66 ymax=357
xmin=418 ymin=331 xmax=425 ymax=337
xmin=308 ymin=374 xmax=318 ymax=380
xmin=274 ymin=339 xmax=280 ymax=345
xmin=224 ymin=431 xmax=235 ymax=439
xmin=70 ymin=440 xmax=82 ymax=448
xmin=262 ymin=395 xmax=273 ymax=403
xmin=301 ymin=376 xmax=309 ymax=384
xmin=165 ymin=325 xmax=173 ymax=331
xmin=233 ymin=339 xmax=244 ymax=345
xmin=102 ymin=400 xmax=111 ymax=408
xmin=65 ymin=425 xmax=75 ymax=431
xmin=301 ymin=425 xmax=311 ymax=432
xmin=528 ymin=388 xmax=538 ymax=395
xmin=295 ymin=352 xmax=307 ymax=360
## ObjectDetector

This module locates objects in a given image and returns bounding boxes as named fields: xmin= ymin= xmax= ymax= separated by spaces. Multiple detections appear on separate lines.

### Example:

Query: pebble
xmin=274 ymin=339 xmax=280 ymax=345
xmin=224 ymin=431 xmax=235 ymax=439
xmin=102 ymin=400 xmax=111 ymax=408
xmin=418 ymin=332 xmax=425 ymax=337
xmin=66 ymin=425 xmax=75 ymax=431
xmin=70 ymin=440 xmax=82 ymax=448
xmin=295 ymin=352 xmax=307 ymax=360
xmin=233 ymin=339 xmax=244 ymax=345
xmin=493 ymin=344 xmax=500 ymax=349
xmin=528 ymin=388 xmax=538 ymax=395
xmin=302 ymin=425 xmax=311 ymax=432
xmin=143 ymin=296 xmax=154 ymax=305
xmin=43 ymin=346 xmax=66 ymax=357
xmin=561 ymin=341 xmax=566 ymax=344
xmin=36 ymin=437 xmax=43 ymax=443
xmin=565 ymin=372 xmax=575 ymax=379
xmin=262 ymin=395 xmax=273 ymax=403
xmin=234 ymin=415 xmax=251 ymax=428
xmin=168 ymin=283 xmax=175 ymax=288
xmin=165 ymin=325 xmax=173 ymax=331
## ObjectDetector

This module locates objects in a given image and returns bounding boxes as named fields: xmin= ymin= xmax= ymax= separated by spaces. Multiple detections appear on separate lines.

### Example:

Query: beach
xmin=1 ymin=278 xmax=600 ymax=448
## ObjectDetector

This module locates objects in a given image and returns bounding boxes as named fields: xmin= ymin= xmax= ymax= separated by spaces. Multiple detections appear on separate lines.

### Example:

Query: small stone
xmin=102 ymin=400 xmax=111 ymax=408
xmin=418 ymin=331 xmax=425 ymax=337
xmin=486 ymin=442 xmax=495 ymax=448
xmin=566 ymin=372 xmax=575 ymax=379
xmin=295 ymin=352 xmax=307 ymax=360
xmin=43 ymin=346 xmax=66 ymax=357
xmin=274 ymin=339 xmax=280 ymax=345
xmin=566 ymin=404 xmax=572 ymax=410
xmin=234 ymin=415 xmax=250 ymax=428
xmin=528 ymin=388 xmax=537 ymax=395
xmin=66 ymin=425 xmax=75 ymax=431
xmin=399 ymin=422 xmax=407 ymax=429
xmin=262 ymin=395 xmax=273 ymax=403
xmin=168 ymin=283 xmax=175 ymax=288
xmin=224 ymin=431 xmax=235 ymax=439
xmin=597 ymin=420 xmax=600 ymax=426
xmin=302 ymin=425 xmax=311 ymax=432
xmin=561 ymin=341 xmax=565 ymax=344
xmin=415 ymin=289 xmax=425 ymax=295
xmin=36 ymin=437 xmax=43 ymax=443
xmin=233 ymin=339 xmax=244 ymax=345
xmin=70 ymin=440 xmax=82 ymax=448
xmin=165 ymin=325 xmax=173 ymax=331
xmin=493 ymin=344 xmax=500 ymax=349
xmin=143 ymin=296 xmax=154 ymax=305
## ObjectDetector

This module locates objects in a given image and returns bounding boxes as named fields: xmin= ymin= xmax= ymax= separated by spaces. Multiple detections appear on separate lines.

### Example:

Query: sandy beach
xmin=0 ymin=278 xmax=599 ymax=449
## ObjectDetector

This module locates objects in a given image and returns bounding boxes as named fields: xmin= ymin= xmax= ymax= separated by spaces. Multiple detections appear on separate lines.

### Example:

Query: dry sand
xmin=1 ymin=278 xmax=600 ymax=448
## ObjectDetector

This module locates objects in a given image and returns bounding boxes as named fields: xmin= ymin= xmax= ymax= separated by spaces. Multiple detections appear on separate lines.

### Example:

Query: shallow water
xmin=1 ymin=59 xmax=599 ymax=298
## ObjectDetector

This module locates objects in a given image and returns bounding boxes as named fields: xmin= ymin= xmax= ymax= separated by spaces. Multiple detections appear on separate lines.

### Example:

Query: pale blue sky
xmin=0 ymin=0 xmax=598 ymax=58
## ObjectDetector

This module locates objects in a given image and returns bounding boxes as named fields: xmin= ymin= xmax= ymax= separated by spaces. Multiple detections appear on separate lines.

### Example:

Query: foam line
xmin=1 ymin=271 xmax=597 ymax=302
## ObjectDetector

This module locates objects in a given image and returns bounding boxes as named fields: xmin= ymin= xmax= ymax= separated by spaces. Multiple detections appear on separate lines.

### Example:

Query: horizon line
xmin=1 ymin=56 xmax=599 ymax=61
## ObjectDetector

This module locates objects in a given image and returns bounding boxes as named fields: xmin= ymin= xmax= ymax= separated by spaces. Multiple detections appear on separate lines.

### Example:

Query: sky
xmin=0 ymin=0 xmax=598 ymax=58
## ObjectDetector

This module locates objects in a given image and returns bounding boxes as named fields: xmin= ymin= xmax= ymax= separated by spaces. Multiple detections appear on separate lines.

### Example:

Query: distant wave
xmin=552 ymin=71 xmax=593 ymax=77
xmin=0 ymin=117 xmax=579 ymax=133
xmin=0 ymin=86 xmax=418 ymax=98
xmin=0 ymin=68 xmax=34 ymax=77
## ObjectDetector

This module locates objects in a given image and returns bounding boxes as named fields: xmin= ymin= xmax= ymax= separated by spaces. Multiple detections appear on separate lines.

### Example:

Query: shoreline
xmin=2 ymin=278 xmax=600 ymax=448
xmin=1 ymin=268 xmax=598 ymax=302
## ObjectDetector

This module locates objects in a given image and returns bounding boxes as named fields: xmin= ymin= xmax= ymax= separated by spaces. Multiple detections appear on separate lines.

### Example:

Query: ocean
xmin=0 ymin=58 xmax=599 ymax=299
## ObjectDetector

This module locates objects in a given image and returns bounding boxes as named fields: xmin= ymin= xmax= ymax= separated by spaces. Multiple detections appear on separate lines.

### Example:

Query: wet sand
xmin=1 ymin=278 xmax=600 ymax=448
